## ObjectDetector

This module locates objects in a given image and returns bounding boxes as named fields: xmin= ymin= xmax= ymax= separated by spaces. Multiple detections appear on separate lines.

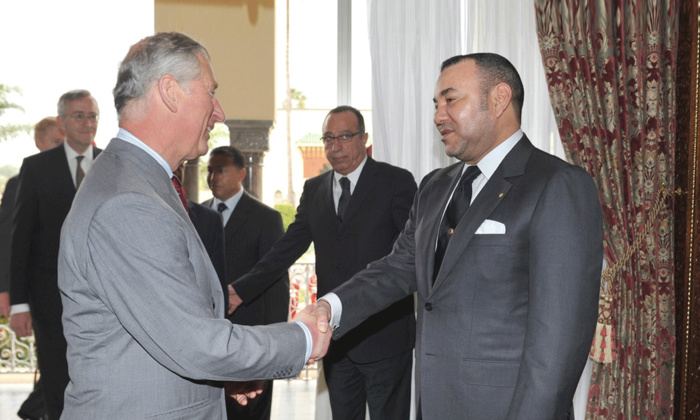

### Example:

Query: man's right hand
xmin=0 ymin=292 xmax=10 ymax=318
xmin=294 ymin=303 xmax=331 ymax=364
xmin=10 ymin=311 xmax=32 ymax=337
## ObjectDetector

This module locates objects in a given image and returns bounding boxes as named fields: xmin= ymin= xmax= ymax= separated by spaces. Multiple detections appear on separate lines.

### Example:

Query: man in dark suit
xmin=10 ymin=91 xmax=102 ymax=420
xmin=234 ymin=106 xmax=417 ymax=420
xmin=1 ymin=117 xmax=64 ymax=420
xmin=173 ymin=162 xmax=228 ymax=310
xmin=202 ymin=146 xmax=289 ymax=420
xmin=1 ymin=117 xmax=64 ymax=317
xmin=312 ymin=53 xmax=604 ymax=419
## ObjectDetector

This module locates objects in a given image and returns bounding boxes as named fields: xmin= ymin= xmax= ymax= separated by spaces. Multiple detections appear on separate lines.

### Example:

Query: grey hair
xmin=57 ymin=90 xmax=93 ymax=117
xmin=113 ymin=32 xmax=210 ymax=119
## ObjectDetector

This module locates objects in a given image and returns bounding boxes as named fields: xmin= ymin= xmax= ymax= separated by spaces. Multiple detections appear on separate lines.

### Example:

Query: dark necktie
xmin=337 ymin=177 xmax=351 ymax=222
xmin=217 ymin=202 xmax=228 ymax=224
xmin=433 ymin=165 xmax=481 ymax=282
xmin=171 ymin=175 xmax=188 ymax=213
xmin=75 ymin=155 xmax=85 ymax=188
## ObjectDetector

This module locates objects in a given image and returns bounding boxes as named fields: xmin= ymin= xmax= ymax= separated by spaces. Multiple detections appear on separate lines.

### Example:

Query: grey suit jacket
xmin=58 ymin=138 xmax=307 ymax=419
xmin=332 ymin=136 xmax=603 ymax=420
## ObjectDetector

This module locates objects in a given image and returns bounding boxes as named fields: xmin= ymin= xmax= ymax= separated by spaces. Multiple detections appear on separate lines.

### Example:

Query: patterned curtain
xmin=534 ymin=1 xmax=678 ymax=418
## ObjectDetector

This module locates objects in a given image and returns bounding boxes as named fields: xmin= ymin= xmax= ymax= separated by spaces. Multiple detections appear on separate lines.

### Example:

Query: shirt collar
xmin=333 ymin=154 xmax=368 ymax=189
xmin=117 ymin=128 xmax=173 ymax=178
xmin=213 ymin=188 xmax=244 ymax=212
xmin=468 ymin=129 xmax=523 ymax=179
xmin=63 ymin=140 xmax=94 ymax=161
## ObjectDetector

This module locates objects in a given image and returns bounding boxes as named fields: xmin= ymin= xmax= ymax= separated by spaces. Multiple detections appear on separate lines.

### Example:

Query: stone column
xmin=183 ymin=158 xmax=200 ymax=203
xmin=225 ymin=119 xmax=273 ymax=200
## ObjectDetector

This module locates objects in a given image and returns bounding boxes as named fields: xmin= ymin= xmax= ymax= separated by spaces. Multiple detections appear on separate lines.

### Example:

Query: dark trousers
xmin=31 ymin=309 xmax=69 ymax=420
xmin=225 ymin=379 xmax=273 ymax=420
xmin=17 ymin=377 xmax=46 ymax=420
xmin=324 ymin=350 xmax=412 ymax=420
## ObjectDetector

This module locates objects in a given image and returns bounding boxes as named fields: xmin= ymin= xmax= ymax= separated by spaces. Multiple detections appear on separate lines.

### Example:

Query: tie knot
xmin=76 ymin=155 xmax=84 ymax=163
xmin=339 ymin=177 xmax=351 ymax=191
xmin=460 ymin=165 xmax=481 ymax=186
xmin=217 ymin=202 xmax=228 ymax=213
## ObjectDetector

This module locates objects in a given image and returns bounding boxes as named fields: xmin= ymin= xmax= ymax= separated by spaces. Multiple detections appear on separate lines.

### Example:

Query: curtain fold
xmin=462 ymin=0 xmax=565 ymax=159
xmin=368 ymin=0 xmax=462 ymax=179
xmin=534 ymin=1 xmax=678 ymax=417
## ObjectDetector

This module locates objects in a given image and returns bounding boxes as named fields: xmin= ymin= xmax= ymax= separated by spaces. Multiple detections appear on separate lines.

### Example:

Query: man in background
xmin=10 ymin=94 xmax=101 ymax=420
xmin=173 ymin=161 xmax=227 ymax=310
xmin=203 ymin=145 xmax=289 ymax=420
xmin=0 ymin=116 xmax=63 ymax=420
xmin=233 ymin=106 xmax=417 ymax=420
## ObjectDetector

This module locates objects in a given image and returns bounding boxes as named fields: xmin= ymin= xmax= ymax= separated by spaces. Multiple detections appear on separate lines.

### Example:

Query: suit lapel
xmin=49 ymin=145 xmax=77 ymax=194
xmin=224 ymin=192 xmax=253 ymax=236
xmin=339 ymin=157 xmax=377 ymax=227
xmin=317 ymin=171 xmax=339 ymax=227
xmin=430 ymin=136 xmax=534 ymax=293
xmin=417 ymin=163 xmax=463 ymax=294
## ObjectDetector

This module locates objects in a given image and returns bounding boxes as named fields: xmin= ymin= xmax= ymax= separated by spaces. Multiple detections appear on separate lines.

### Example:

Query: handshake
xmin=227 ymin=301 xmax=333 ymax=407
xmin=293 ymin=300 xmax=333 ymax=364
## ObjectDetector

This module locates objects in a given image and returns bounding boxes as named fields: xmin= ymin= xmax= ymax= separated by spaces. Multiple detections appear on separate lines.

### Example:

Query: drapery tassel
xmin=588 ymin=184 xmax=679 ymax=364
xmin=590 ymin=289 xmax=616 ymax=364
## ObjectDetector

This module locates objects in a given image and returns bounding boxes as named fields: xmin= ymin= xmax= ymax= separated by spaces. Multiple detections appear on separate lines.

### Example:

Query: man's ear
xmin=491 ymin=83 xmax=513 ymax=118
xmin=158 ymin=74 xmax=180 ymax=113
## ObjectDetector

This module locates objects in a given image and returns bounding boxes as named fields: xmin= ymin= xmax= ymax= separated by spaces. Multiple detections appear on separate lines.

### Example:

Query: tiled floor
xmin=0 ymin=378 xmax=318 ymax=420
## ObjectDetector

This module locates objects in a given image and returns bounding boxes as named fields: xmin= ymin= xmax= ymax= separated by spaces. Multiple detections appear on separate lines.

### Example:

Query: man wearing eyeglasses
xmin=232 ymin=105 xmax=417 ymax=420
xmin=9 ymin=90 xmax=101 ymax=420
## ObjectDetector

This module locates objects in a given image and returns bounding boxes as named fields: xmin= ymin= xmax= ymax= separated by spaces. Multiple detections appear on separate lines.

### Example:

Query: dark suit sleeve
xmin=330 ymin=171 xmax=430 ymax=336
xmin=233 ymin=182 xmax=315 ymax=303
xmin=506 ymin=168 xmax=602 ymax=419
xmin=0 ymin=176 xmax=19 ymax=293
xmin=10 ymin=160 xmax=38 ymax=305
xmin=391 ymin=169 xmax=417 ymax=233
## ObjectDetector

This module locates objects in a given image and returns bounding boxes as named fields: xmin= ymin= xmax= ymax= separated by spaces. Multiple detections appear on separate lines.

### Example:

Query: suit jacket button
xmin=425 ymin=302 xmax=433 ymax=311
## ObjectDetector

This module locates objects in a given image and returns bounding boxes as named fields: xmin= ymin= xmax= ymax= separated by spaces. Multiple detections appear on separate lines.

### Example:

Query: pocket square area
xmin=475 ymin=219 xmax=506 ymax=234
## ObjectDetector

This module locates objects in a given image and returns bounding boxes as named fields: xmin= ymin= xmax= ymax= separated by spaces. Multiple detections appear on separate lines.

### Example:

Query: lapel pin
xmin=498 ymin=193 xmax=504 ymax=198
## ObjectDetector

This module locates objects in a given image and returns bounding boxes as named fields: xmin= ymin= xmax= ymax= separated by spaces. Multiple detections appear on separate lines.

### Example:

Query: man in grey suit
xmin=58 ymin=32 xmax=329 ymax=419
xmin=312 ymin=53 xmax=604 ymax=419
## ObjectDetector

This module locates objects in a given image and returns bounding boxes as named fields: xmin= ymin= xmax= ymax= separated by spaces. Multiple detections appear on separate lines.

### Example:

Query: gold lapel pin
xmin=498 ymin=193 xmax=504 ymax=198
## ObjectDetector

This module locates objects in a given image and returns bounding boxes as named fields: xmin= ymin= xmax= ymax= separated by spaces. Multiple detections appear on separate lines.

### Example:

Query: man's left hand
xmin=225 ymin=380 xmax=265 ymax=406
xmin=228 ymin=285 xmax=243 ymax=315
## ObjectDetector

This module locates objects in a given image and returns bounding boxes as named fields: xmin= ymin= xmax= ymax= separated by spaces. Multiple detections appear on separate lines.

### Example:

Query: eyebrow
xmin=433 ymin=87 xmax=455 ymax=103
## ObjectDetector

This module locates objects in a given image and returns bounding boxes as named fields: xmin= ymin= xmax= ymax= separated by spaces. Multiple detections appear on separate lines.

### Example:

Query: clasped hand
xmin=292 ymin=301 xmax=332 ymax=364
xmin=225 ymin=380 xmax=265 ymax=406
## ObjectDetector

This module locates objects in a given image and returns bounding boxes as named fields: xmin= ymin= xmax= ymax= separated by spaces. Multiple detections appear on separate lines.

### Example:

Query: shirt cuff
xmin=294 ymin=321 xmax=313 ymax=363
xmin=319 ymin=293 xmax=342 ymax=331
xmin=10 ymin=304 xmax=30 ymax=316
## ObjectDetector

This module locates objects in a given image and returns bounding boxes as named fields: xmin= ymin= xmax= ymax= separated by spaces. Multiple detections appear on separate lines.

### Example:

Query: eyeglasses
xmin=321 ymin=132 xmax=362 ymax=145
xmin=68 ymin=113 xmax=99 ymax=123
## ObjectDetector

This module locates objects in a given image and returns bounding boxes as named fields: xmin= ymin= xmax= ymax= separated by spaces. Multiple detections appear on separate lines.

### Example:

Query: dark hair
xmin=441 ymin=53 xmax=524 ymax=121
xmin=113 ymin=32 xmax=209 ymax=118
xmin=326 ymin=105 xmax=365 ymax=133
xmin=57 ymin=90 xmax=93 ymax=117
xmin=210 ymin=146 xmax=245 ymax=169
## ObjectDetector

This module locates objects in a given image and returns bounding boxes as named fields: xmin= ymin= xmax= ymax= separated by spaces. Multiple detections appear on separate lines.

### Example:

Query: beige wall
xmin=155 ymin=0 xmax=275 ymax=121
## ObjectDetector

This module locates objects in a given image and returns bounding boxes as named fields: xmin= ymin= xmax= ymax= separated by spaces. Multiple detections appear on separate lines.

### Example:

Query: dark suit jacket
xmin=187 ymin=200 xmax=227 ymax=311
xmin=10 ymin=144 xmax=102 ymax=315
xmin=204 ymin=191 xmax=289 ymax=326
xmin=235 ymin=156 xmax=418 ymax=363
xmin=332 ymin=136 xmax=603 ymax=419
xmin=0 ymin=175 xmax=18 ymax=293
